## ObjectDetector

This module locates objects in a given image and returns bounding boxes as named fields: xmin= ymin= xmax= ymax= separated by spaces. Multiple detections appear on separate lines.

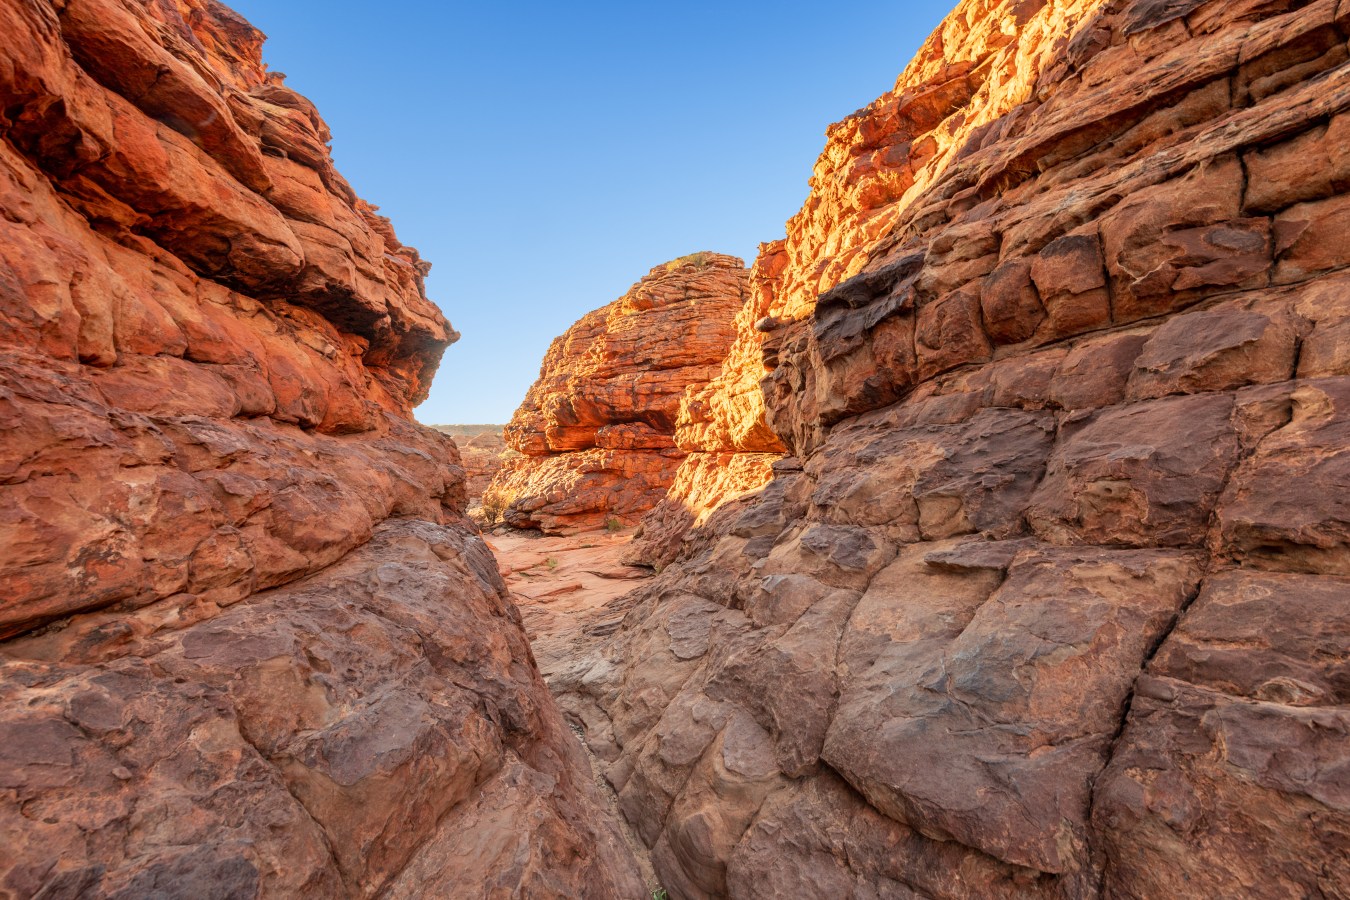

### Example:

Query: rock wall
xmin=484 ymin=252 xmax=749 ymax=533
xmin=623 ymin=251 xmax=789 ymax=567
xmin=556 ymin=0 xmax=1350 ymax=897
xmin=431 ymin=424 xmax=509 ymax=511
xmin=0 ymin=1 xmax=640 ymax=896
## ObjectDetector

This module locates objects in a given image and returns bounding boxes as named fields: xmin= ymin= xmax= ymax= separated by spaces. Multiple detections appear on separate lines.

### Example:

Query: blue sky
xmin=226 ymin=0 xmax=955 ymax=424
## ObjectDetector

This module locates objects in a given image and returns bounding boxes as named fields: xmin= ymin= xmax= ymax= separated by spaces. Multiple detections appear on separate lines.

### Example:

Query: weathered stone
xmin=1029 ymin=231 xmax=1112 ymax=341
xmin=915 ymin=287 xmax=992 ymax=380
xmin=1126 ymin=303 xmax=1298 ymax=399
xmin=1218 ymin=377 xmax=1350 ymax=574
xmin=0 ymin=523 xmax=644 ymax=898
xmin=1151 ymin=569 xmax=1350 ymax=704
xmin=1245 ymin=112 xmax=1350 ymax=214
xmin=825 ymin=548 xmax=1201 ymax=875
xmin=1294 ymin=272 xmax=1350 ymax=378
xmin=1028 ymin=393 xmax=1240 ymax=547
xmin=982 ymin=258 xmax=1046 ymax=345
xmin=1094 ymin=677 xmax=1350 ymax=899
xmin=535 ymin=3 xmax=1350 ymax=896
xmin=0 ymin=2 xmax=641 ymax=894
xmin=485 ymin=254 xmax=749 ymax=532
xmin=1049 ymin=330 xmax=1150 ymax=410
xmin=1275 ymin=191 xmax=1350 ymax=284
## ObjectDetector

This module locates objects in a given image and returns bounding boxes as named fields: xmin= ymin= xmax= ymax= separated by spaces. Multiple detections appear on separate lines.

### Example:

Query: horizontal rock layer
xmin=431 ymin=424 xmax=509 ymax=511
xmin=0 ymin=1 xmax=640 ymax=896
xmin=485 ymin=253 xmax=750 ymax=533
xmin=554 ymin=0 xmax=1350 ymax=897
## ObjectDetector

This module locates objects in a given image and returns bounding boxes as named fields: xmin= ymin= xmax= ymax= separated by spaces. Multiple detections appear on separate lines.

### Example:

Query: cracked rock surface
xmin=549 ymin=0 xmax=1350 ymax=896
xmin=0 ymin=1 xmax=641 ymax=896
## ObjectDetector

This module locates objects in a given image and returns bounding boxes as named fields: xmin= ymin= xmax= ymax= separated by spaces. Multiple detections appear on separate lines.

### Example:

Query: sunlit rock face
xmin=483 ymin=252 xmax=751 ymax=534
xmin=554 ymin=0 xmax=1350 ymax=897
xmin=431 ymin=424 xmax=509 ymax=510
xmin=0 ymin=1 xmax=641 ymax=895
xmin=623 ymin=253 xmax=790 ymax=568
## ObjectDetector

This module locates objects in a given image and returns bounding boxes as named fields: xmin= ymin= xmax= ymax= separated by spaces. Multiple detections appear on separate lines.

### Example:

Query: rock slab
xmin=0 ymin=2 xmax=641 ymax=896
xmin=552 ymin=0 xmax=1350 ymax=897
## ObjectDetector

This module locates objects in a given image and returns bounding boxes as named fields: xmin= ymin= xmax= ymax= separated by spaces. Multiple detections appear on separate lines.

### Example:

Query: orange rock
xmin=622 ymin=451 xmax=780 ymax=569
xmin=0 ymin=2 xmax=640 ymax=895
xmin=485 ymin=253 xmax=749 ymax=532
xmin=548 ymin=1 xmax=1350 ymax=897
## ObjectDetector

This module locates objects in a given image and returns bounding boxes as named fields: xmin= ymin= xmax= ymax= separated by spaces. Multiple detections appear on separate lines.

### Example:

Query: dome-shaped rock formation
xmin=483 ymin=252 xmax=752 ymax=533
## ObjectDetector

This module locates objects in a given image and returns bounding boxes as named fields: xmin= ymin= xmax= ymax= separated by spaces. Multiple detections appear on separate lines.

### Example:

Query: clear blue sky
xmin=226 ymin=0 xmax=954 ymax=424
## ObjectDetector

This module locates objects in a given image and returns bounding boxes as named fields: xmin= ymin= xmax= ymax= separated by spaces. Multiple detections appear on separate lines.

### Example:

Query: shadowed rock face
xmin=0 ymin=1 xmax=640 ymax=896
xmin=483 ymin=253 xmax=750 ymax=534
xmin=549 ymin=0 xmax=1350 ymax=897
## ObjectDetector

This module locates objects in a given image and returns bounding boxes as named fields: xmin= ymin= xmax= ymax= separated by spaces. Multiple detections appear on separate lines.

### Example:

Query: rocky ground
xmin=487 ymin=526 xmax=665 ymax=893
xmin=487 ymin=528 xmax=653 ymax=681
xmin=3 ymin=0 xmax=1348 ymax=896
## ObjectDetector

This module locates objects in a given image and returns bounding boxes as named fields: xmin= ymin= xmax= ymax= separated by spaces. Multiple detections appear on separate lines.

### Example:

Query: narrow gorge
xmin=2 ymin=0 xmax=1349 ymax=898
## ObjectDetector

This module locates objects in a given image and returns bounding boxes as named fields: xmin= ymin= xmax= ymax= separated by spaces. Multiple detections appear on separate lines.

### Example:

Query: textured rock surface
xmin=484 ymin=253 xmax=749 ymax=533
xmin=620 ymin=245 xmax=796 ymax=567
xmin=2 ymin=522 xmax=642 ymax=898
xmin=553 ymin=0 xmax=1350 ymax=897
xmin=0 ymin=2 xmax=640 ymax=896
xmin=431 ymin=424 xmax=509 ymax=511
xmin=622 ymin=451 xmax=779 ymax=569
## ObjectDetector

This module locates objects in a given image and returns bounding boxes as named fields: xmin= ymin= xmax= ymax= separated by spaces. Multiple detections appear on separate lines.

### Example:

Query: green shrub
xmin=605 ymin=517 xmax=624 ymax=533
xmin=664 ymin=251 xmax=710 ymax=272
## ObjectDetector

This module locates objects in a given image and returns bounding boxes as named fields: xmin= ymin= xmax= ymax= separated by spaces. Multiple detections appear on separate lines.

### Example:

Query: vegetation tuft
xmin=664 ymin=251 xmax=710 ymax=272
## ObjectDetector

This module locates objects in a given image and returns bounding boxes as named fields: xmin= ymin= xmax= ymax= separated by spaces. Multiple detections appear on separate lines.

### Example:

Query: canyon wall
xmin=483 ymin=252 xmax=750 ymax=534
xmin=555 ymin=0 xmax=1350 ymax=897
xmin=431 ymin=424 xmax=509 ymax=513
xmin=0 ymin=1 xmax=640 ymax=896
xmin=623 ymin=250 xmax=789 ymax=567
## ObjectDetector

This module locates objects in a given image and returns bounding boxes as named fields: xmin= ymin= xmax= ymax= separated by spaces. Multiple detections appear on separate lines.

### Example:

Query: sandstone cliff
xmin=431 ymin=423 xmax=509 ymax=511
xmin=622 ymin=251 xmax=788 ymax=567
xmin=0 ymin=2 xmax=640 ymax=896
xmin=551 ymin=0 xmax=1350 ymax=897
xmin=484 ymin=252 xmax=750 ymax=533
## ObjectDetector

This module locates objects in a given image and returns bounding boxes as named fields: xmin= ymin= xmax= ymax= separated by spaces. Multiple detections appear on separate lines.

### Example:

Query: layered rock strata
xmin=0 ymin=2 xmax=639 ymax=896
xmin=431 ymin=424 xmax=509 ymax=510
xmin=484 ymin=253 xmax=749 ymax=533
xmin=623 ymin=249 xmax=791 ymax=567
xmin=553 ymin=0 xmax=1350 ymax=897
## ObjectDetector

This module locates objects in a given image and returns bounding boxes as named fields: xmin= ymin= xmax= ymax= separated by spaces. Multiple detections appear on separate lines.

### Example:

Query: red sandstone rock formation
xmin=623 ymin=246 xmax=793 ymax=567
xmin=548 ymin=1 xmax=1350 ymax=897
xmin=431 ymin=424 xmax=509 ymax=510
xmin=484 ymin=253 xmax=749 ymax=533
xmin=0 ymin=2 xmax=640 ymax=896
